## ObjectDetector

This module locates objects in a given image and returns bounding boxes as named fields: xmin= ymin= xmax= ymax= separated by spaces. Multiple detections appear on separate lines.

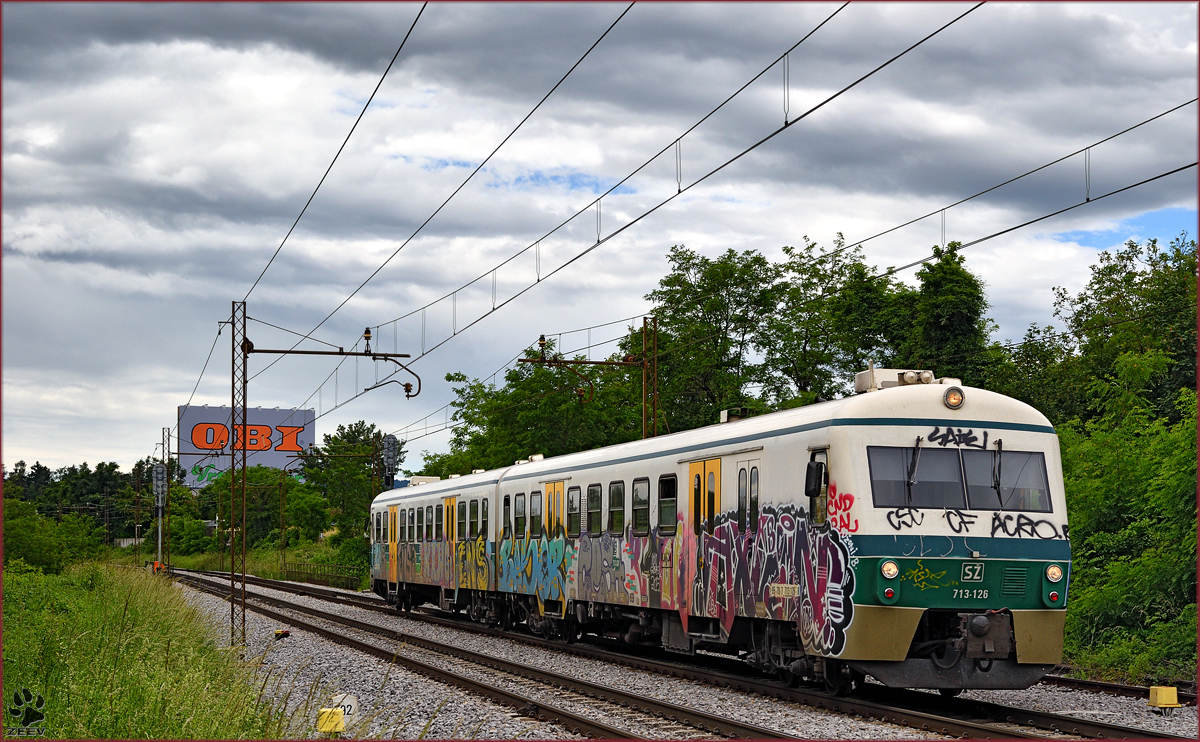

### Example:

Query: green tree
xmin=302 ymin=421 xmax=400 ymax=544
xmin=644 ymin=244 xmax=777 ymax=431
xmin=895 ymin=242 xmax=994 ymax=385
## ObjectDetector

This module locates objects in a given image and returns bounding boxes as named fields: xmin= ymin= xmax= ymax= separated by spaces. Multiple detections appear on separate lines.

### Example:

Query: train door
xmin=444 ymin=496 xmax=456 ymax=589
xmin=388 ymin=505 xmax=398 ymax=585
xmin=687 ymin=459 xmax=721 ymax=618
xmin=545 ymin=481 xmax=564 ymax=538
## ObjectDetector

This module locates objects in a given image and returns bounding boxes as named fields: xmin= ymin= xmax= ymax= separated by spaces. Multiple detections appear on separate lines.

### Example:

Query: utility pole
xmin=229 ymin=307 xmax=418 ymax=648
xmin=519 ymin=316 xmax=659 ymax=438
xmin=163 ymin=426 xmax=172 ymax=569
xmin=152 ymin=461 xmax=167 ymax=568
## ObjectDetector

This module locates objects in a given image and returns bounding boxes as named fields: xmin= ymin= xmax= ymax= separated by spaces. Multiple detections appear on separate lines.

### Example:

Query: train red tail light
xmin=884 ymin=588 xmax=895 ymax=598
xmin=1049 ymin=591 xmax=1059 ymax=602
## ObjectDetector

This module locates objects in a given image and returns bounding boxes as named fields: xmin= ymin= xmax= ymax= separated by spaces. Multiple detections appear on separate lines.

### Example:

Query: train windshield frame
xmin=867 ymin=445 xmax=1052 ymax=513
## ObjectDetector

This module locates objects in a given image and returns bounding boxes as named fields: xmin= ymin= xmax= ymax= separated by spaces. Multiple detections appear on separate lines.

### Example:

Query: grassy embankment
xmin=2 ymin=561 xmax=324 ymax=739
xmin=109 ymin=538 xmax=370 ymax=588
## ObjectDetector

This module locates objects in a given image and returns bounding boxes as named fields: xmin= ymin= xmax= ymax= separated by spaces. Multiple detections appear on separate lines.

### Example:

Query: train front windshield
xmin=867 ymin=446 xmax=1052 ymax=512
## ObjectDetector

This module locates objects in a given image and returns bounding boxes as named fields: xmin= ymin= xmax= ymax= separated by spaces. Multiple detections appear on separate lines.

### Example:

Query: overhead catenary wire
xmin=260 ymin=2 xmax=986 ymax=437
xmin=242 ymin=2 xmax=428 ymax=302
xmin=247 ymin=2 xmax=637 ymax=384
xmin=371 ymin=2 xmax=852 ymax=333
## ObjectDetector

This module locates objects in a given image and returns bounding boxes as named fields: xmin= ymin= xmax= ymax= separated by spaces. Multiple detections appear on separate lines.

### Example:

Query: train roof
xmin=372 ymin=382 xmax=1054 ymax=508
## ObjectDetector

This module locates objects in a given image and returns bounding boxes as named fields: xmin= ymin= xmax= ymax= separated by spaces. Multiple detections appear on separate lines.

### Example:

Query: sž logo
xmin=189 ymin=423 xmax=306 ymax=452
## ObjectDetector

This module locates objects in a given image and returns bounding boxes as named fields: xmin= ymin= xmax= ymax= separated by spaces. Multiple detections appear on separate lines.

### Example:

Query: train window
xmin=392 ymin=511 xmax=397 ymax=542
xmin=867 ymin=446 xmax=965 ymax=509
xmin=692 ymin=473 xmax=702 ymax=535
xmin=399 ymin=509 xmax=406 ymax=542
xmin=632 ymin=478 xmax=650 ymax=536
xmin=457 ymin=501 xmax=467 ymax=541
xmin=608 ymin=481 xmax=625 ymax=535
xmin=426 ymin=506 xmax=433 ymax=541
xmin=566 ymin=487 xmax=581 ymax=538
xmin=416 ymin=507 xmax=425 ymax=542
xmin=738 ymin=467 xmax=748 ymax=532
xmin=503 ymin=495 xmax=512 ymax=537
xmin=408 ymin=508 xmax=416 ymax=542
xmin=373 ymin=513 xmax=380 ymax=543
xmin=657 ymin=475 xmax=677 ymax=535
xmin=808 ymin=451 xmax=827 ymax=525
xmin=435 ymin=504 xmax=444 ymax=541
xmin=749 ymin=467 xmax=759 ymax=533
xmin=383 ymin=511 xmax=389 ymax=543
xmin=469 ymin=499 xmax=479 ymax=538
xmin=530 ymin=492 xmax=543 ymax=539
xmin=962 ymin=450 xmax=1052 ymax=512
xmin=482 ymin=499 xmax=489 ymax=538
xmin=515 ymin=493 xmax=526 ymax=538
xmin=706 ymin=472 xmax=716 ymax=535
xmin=587 ymin=485 xmax=602 ymax=536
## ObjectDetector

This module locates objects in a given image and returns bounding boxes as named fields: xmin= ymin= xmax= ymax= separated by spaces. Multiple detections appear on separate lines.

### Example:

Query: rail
xmin=282 ymin=562 xmax=364 ymax=590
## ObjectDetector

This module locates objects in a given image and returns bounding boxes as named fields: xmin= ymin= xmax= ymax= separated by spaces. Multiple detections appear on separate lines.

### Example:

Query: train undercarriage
xmin=377 ymin=580 xmax=1053 ymax=694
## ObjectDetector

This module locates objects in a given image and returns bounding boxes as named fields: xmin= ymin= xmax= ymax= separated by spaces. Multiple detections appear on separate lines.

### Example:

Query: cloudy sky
xmin=3 ymin=2 xmax=1196 ymax=474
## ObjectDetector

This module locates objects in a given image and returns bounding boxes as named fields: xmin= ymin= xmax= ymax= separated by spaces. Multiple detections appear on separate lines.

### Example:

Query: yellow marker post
xmin=317 ymin=707 xmax=345 ymax=733
xmin=1148 ymin=686 xmax=1182 ymax=715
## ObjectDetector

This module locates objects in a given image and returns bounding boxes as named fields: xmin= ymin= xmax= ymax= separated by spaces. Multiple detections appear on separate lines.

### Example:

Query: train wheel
xmin=777 ymin=668 xmax=801 ymax=687
xmin=938 ymin=688 xmax=963 ymax=698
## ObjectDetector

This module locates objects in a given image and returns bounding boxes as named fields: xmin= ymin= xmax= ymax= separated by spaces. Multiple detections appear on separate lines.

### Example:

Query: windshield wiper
xmin=992 ymin=438 xmax=1004 ymax=507
xmin=905 ymin=436 xmax=923 ymax=505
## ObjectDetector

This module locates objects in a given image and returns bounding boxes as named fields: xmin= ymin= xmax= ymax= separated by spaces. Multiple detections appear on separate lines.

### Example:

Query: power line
xmin=260 ymin=2 xmax=982 ymax=437
xmin=845 ymin=97 xmax=1198 ymax=251
xmin=243 ymin=2 xmax=428 ymax=301
xmin=247 ymin=2 xmax=637 ymax=385
xmin=371 ymin=2 xmax=851 ymax=332
xmin=399 ymin=161 xmax=1197 ymax=446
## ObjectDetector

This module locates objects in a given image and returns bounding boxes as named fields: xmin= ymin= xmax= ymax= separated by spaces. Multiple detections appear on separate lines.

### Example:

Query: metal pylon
xmin=230 ymin=301 xmax=248 ymax=648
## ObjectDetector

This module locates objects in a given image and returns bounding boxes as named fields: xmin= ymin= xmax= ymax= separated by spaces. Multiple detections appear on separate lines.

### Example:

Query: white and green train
xmin=370 ymin=368 xmax=1069 ymax=693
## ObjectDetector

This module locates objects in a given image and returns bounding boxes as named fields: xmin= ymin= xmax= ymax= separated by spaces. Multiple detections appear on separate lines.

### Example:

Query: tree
xmin=302 ymin=421 xmax=401 ymax=543
xmin=644 ymin=245 xmax=777 ymax=431
xmin=895 ymin=242 xmax=993 ymax=385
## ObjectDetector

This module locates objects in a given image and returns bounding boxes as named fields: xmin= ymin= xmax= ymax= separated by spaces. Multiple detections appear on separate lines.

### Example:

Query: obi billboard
xmin=177 ymin=405 xmax=315 ymax=489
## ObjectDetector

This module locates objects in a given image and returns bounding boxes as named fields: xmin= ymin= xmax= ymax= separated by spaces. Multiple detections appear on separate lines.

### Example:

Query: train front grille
xmin=1001 ymin=567 xmax=1028 ymax=598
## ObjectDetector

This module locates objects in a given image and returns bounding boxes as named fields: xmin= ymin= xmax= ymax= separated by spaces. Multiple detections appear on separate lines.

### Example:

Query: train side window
xmin=530 ymin=491 xmax=543 ymax=538
xmin=809 ymin=450 xmax=828 ymax=525
xmin=425 ymin=505 xmax=433 ymax=541
xmin=566 ymin=486 xmax=581 ymax=538
xmin=657 ymin=475 xmax=677 ymax=535
xmin=399 ymin=509 xmax=406 ymax=542
xmin=515 ymin=493 xmax=526 ymax=538
xmin=503 ymin=495 xmax=512 ymax=537
xmin=408 ymin=508 xmax=416 ymax=542
xmin=469 ymin=499 xmax=479 ymax=538
xmin=383 ymin=511 xmax=388 ymax=543
xmin=706 ymin=471 xmax=716 ymax=535
xmin=608 ymin=481 xmax=625 ymax=535
xmin=738 ymin=466 xmax=748 ymax=532
xmin=457 ymin=501 xmax=467 ymax=541
xmin=482 ymin=498 xmax=489 ymax=538
xmin=416 ymin=507 xmax=425 ymax=542
xmin=586 ymin=485 xmax=602 ymax=536
xmin=435 ymin=504 xmax=444 ymax=541
xmin=373 ymin=513 xmax=379 ymax=543
xmin=692 ymin=473 xmax=702 ymax=535
xmin=632 ymin=478 xmax=650 ymax=536
xmin=750 ymin=466 xmax=759 ymax=533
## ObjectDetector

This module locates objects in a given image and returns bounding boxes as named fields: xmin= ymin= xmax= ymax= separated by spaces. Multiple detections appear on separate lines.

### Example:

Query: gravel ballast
xmin=186 ymin=578 xmax=1197 ymax=739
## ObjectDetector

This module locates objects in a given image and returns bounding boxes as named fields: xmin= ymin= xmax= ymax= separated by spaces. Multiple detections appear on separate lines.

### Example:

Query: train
xmin=369 ymin=368 xmax=1070 ymax=694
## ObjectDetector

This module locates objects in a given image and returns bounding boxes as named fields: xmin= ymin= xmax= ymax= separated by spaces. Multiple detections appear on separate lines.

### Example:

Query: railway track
xmin=174 ymin=569 xmax=1188 ymax=739
xmin=178 ymin=572 xmax=797 ymax=740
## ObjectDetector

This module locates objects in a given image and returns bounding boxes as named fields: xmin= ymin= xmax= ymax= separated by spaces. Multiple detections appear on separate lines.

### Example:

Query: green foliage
xmin=2 ymin=564 xmax=293 ymax=738
xmin=198 ymin=465 xmax=329 ymax=549
xmin=3 ymin=499 xmax=104 ymax=573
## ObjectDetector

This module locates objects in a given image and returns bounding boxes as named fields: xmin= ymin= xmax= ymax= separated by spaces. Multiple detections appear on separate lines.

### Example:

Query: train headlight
xmin=1045 ymin=564 xmax=1063 ymax=583
xmin=944 ymin=387 xmax=965 ymax=409
xmin=881 ymin=560 xmax=899 ymax=579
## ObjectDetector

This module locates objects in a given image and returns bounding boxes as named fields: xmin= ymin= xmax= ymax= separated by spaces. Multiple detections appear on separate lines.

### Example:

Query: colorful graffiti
xmin=497 ymin=530 xmax=576 ymax=603
xmin=456 ymin=535 xmax=493 ymax=590
xmin=902 ymin=559 xmax=955 ymax=590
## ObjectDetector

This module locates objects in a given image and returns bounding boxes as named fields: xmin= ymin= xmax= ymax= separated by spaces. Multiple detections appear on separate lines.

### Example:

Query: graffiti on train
xmin=456 ymin=535 xmax=493 ymax=590
xmin=497 ymin=529 xmax=576 ymax=601
xmin=683 ymin=500 xmax=855 ymax=656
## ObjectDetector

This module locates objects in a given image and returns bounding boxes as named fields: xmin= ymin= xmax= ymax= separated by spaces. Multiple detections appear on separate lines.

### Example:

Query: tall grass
xmin=2 ymin=562 xmax=303 ymax=738
xmin=110 ymin=538 xmax=368 ymax=588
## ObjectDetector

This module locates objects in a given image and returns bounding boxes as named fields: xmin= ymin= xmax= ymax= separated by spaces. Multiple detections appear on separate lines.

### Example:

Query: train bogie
xmin=369 ymin=369 xmax=1070 ymax=692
